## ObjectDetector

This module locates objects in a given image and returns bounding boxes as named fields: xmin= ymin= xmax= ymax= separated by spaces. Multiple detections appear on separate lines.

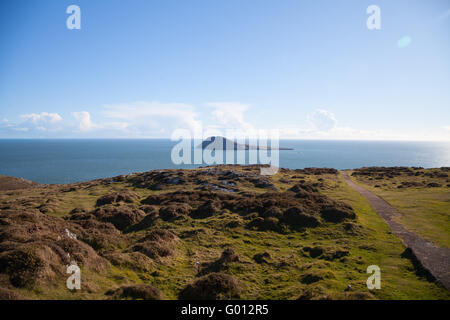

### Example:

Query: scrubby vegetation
xmin=0 ymin=165 xmax=448 ymax=300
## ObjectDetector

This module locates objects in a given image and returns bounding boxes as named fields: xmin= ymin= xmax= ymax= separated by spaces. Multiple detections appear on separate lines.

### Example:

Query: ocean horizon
xmin=0 ymin=139 xmax=449 ymax=184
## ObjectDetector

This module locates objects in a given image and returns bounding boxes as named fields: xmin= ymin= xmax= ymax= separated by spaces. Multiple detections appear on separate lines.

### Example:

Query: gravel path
xmin=342 ymin=171 xmax=450 ymax=290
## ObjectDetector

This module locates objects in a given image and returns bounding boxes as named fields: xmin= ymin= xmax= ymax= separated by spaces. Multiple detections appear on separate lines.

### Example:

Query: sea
xmin=0 ymin=139 xmax=449 ymax=184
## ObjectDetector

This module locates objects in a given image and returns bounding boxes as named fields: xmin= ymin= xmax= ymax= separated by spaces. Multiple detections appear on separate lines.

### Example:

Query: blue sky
xmin=0 ymin=0 xmax=449 ymax=140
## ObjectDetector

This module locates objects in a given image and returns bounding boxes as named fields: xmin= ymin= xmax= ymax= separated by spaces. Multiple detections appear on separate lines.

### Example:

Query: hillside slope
xmin=0 ymin=165 xmax=448 ymax=300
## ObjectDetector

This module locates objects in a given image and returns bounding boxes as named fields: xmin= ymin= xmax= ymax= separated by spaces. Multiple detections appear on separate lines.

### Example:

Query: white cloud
xmin=206 ymin=102 xmax=254 ymax=132
xmin=70 ymin=101 xmax=254 ymax=138
xmin=72 ymin=111 xmax=95 ymax=131
xmin=3 ymin=104 xmax=449 ymax=141
xmin=16 ymin=112 xmax=63 ymax=132
xmin=102 ymin=101 xmax=202 ymax=136
xmin=307 ymin=109 xmax=337 ymax=132
xmin=21 ymin=112 xmax=62 ymax=124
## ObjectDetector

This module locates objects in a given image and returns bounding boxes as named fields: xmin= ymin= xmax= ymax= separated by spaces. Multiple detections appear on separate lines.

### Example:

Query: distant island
xmin=198 ymin=136 xmax=294 ymax=150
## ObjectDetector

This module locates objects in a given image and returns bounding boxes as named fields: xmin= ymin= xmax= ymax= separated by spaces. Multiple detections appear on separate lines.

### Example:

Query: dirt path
xmin=341 ymin=171 xmax=450 ymax=290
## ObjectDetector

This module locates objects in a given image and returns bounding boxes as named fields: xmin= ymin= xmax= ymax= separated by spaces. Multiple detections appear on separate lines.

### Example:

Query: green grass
xmin=322 ymin=173 xmax=449 ymax=299
xmin=349 ymin=169 xmax=450 ymax=248
xmin=1 ymin=167 xmax=449 ymax=300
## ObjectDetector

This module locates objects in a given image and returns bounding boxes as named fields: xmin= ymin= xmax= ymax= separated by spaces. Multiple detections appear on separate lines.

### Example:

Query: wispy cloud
xmin=101 ymin=101 xmax=202 ymax=136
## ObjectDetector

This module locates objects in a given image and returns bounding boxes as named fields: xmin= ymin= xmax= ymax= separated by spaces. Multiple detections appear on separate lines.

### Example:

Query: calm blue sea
xmin=0 ymin=139 xmax=449 ymax=184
